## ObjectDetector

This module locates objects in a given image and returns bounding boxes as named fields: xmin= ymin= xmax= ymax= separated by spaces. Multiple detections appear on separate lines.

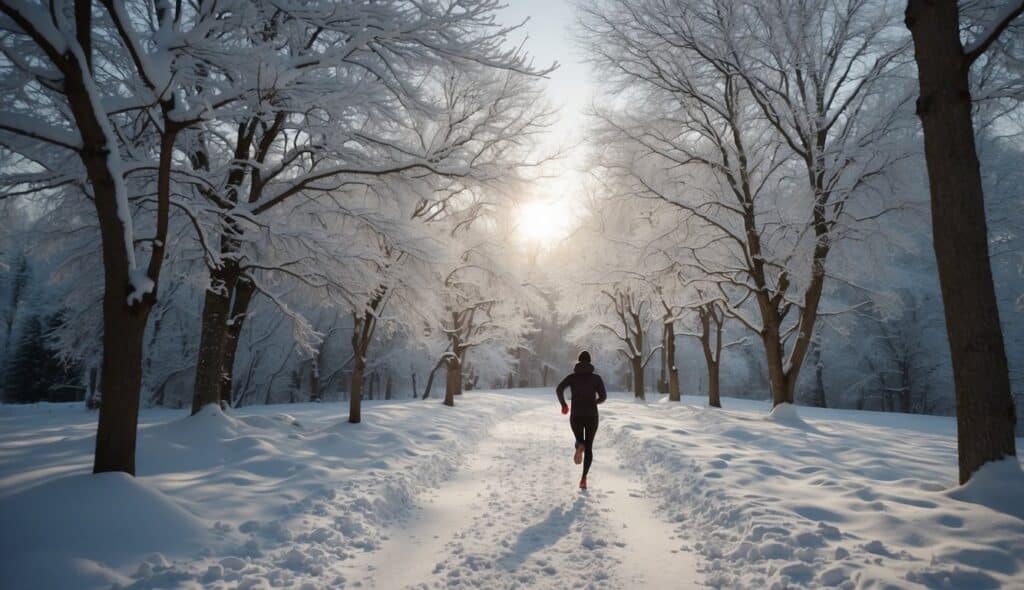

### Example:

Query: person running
xmin=556 ymin=351 xmax=607 ymax=490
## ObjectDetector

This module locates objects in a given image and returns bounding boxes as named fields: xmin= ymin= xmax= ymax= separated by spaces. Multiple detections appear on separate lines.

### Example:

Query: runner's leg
xmin=570 ymin=417 xmax=585 ymax=464
xmin=570 ymin=416 xmax=585 ymax=446
xmin=582 ymin=416 xmax=598 ymax=478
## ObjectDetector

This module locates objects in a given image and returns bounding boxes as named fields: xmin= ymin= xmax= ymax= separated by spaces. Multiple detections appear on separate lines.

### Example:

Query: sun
xmin=515 ymin=198 xmax=574 ymax=245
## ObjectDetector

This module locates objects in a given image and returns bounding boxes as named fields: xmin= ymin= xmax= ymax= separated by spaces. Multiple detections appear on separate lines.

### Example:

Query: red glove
xmin=561 ymin=404 xmax=569 ymax=415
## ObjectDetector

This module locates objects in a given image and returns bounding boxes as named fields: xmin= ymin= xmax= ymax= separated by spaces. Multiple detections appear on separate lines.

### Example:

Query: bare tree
xmin=695 ymin=301 xmax=728 ymax=408
xmin=344 ymin=236 xmax=425 ymax=422
xmin=582 ymin=0 xmax=910 ymax=408
xmin=655 ymin=290 xmax=683 ymax=402
xmin=435 ymin=234 xmax=534 ymax=406
xmin=593 ymin=287 xmax=659 ymax=399
xmin=905 ymin=0 xmax=1022 ymax=482
xmin=348 ymin=284 xmax=391 ymax=423
xmin=804 ymin=332 xmax=828 ymax=408
xmin=645 ymin=258 xmax=695 ymax=402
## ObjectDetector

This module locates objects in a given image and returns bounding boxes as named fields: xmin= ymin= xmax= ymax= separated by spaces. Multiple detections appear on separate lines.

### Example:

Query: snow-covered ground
xmin=607 ymin=396 xmax=1024 ymax=589
xmin=1 ymin=390 xmax=1023 ymax=589
xmin=0 ymin=395 xmax=532 ymax=589
xmin=358 ymin=403 xmax=700 ymax=589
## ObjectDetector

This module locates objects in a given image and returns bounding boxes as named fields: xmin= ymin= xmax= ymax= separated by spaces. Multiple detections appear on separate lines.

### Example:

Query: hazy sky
xmin=497 ymin=1 xmax=595 ymax=241
xmin=499 ymin=0 xmax=593 ymax=133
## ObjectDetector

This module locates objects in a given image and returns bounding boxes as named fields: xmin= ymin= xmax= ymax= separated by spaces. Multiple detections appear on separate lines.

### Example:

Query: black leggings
xmin=570 ymin=415 xmax=599 ymax=478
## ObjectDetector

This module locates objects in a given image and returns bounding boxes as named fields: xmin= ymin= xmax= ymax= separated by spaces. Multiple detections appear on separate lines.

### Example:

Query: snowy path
xmin=4 ymin=394 xmax=1021 ymax=589
xmin=356 ymin=404 xmax=701 ymax=589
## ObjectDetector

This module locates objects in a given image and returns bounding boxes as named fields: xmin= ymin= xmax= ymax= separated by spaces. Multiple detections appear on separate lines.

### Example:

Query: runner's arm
xmin=556 ymin=375 xmax=571 ymax=408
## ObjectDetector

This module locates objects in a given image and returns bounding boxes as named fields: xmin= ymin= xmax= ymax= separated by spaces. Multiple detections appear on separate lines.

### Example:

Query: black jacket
xmin=556 ymin=362 xmax=607 ymax=417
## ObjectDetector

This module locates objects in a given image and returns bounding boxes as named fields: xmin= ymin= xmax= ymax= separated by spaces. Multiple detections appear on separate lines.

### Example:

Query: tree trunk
xmin=309 ymin=358 xmax=321 ymax=403
xmin=191 ymin=259 xmax=242 ymax=414
xmin=189 ymin=120 xmax=253 ymax=415
xmin=782 ymin=370 xmax=799 ymax=405
xmin=707 ymin=360 xmax=721 ymax=408
xmin=454 ymin=351 xmax=467 ymax=395
xmin=631 ymin=356 xmax=644 ymax=399
xmin=897 ymin=343 xmax=913 ymax=413
xmin=85 ymin=366 xmax=99 ymax=410
xmin=697 ymin=303 xmax=727 ymax=408
xmin=807 ymin=335 xmax=827 ymax=408
xmin=66 ymin=59 xmax=159 ymax=474
xmin=93 ymin=298 xmax=150 ymax=474
xmin=658 ymin=323 xmax=669 ymax=394
xmin=699 ymin=311 xmax=721 ymax=408
xmin=422 ymin=358 xmax=444 ymax=400
xmin=517 ymin=346 xmax=529 ymax=388
xmin=906 ymin=0 xmax=1018 ymax=483
xmin=218 ymin=275 xmax=255 ymax=406
xmin=444 ymin=355 xmax=461 ymax=406
xmin=345 ymin=291 xmax=387 ymax=412
xmin=442 ymin=354 xmax=458 ymax=405
xmin=758 ymin=315 xmax=803 ymax=407
xmin=349 ymin=357 xmax=364 ymax=423
xmin=666 ymin=321 xmax=680 ymax=401
xmin=760 ymin=315 xmax=790 ymax=406
xmin=89 ymin=173 xmax=152 ymax=472
xmin=782 ymin=266 xmax=827 ymax=405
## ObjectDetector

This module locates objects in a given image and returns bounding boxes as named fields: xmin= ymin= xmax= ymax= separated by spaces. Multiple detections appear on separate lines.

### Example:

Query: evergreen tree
xmin=5 ymin=313 xmax=83 ymax=403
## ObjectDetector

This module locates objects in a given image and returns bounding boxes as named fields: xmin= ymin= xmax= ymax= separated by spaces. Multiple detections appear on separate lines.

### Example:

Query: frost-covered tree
xmin=432 ymin=226 xmax=535 ymax=407
xmin=182 ymin=9 xmax=552 ymax=416
xmin=558 ymin=196 xmax=662 ymax=399
xmin=651 ymin=282 xmax=684 ymax=402
xmin=0 ymin=0 xmax=554 ymax=471
xmin=581 ymin=0 xmax=912 ymax=409
xmin=0 ymin=0 xmax=260 ymax=473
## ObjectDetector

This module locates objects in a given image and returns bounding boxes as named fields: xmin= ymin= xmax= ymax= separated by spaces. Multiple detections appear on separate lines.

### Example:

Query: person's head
xmin=578 ymin=350 xmax=591 ymax=364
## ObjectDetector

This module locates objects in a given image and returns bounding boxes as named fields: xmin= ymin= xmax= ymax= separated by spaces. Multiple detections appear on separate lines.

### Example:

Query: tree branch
xmin=964 ymin=0 xmax=1024 ymax=65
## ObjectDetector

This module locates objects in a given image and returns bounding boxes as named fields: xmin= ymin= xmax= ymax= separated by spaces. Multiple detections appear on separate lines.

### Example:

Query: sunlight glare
xmin=515 ymin=198 xmax=574 ymax=245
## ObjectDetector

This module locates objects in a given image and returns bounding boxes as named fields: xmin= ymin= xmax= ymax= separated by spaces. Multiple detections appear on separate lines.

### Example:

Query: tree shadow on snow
xmin=500 ymin=497 xmax=585 ymax=571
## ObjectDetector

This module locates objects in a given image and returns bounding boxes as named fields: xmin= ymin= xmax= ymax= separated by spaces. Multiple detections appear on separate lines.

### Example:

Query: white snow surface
xmin=0 ymin=396 xmax=531 ymax=589
xmin=359 ymin=403 xmax=700 ymax=589
xmin=605 ymin=396 xmax=1024 ymax=589
xmin=1 ymin=391 xmax=1022 ymax=589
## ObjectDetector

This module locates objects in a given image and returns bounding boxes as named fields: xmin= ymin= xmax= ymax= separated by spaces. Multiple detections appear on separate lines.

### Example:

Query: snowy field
xmin=605 ymin=397 xmax=1024 ymax=589
xmin=1 ymin=390 xmax=1023 ymax=589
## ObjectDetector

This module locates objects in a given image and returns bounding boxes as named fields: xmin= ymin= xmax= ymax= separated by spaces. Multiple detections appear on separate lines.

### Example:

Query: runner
xmin=555 ymin=351 xmax=607 ymax=490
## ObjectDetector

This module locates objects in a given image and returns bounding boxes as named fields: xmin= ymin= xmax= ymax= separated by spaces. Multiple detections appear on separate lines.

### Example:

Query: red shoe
xmin=573 ymin=444 xmax=583 ymax=465
xmin=579 ymin=477 xmax=587 ymax=490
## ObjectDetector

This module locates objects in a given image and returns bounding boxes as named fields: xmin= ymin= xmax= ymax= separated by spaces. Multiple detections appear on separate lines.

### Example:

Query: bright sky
xmin=498 ymin=0 xmax=594 ymax=247
xmin=499 ymin=0 xmax=592 ymax=134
